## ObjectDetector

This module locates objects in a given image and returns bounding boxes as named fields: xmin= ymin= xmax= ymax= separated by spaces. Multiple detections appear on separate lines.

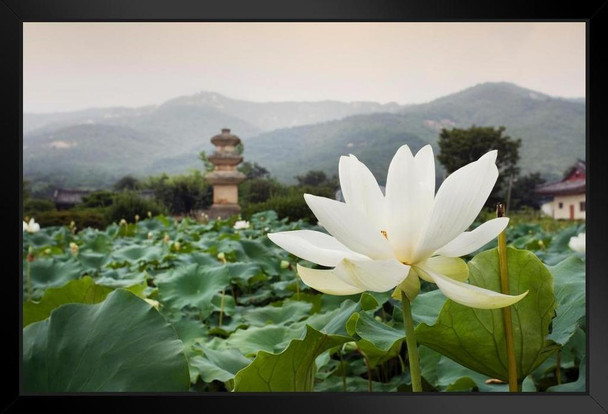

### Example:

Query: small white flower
xmin=268 ymin=145 xmax=526 ymax=309
xmin=148 ymin=232 xmax=154 ymax=240
xmin=119 ymin=219 xmax=127 ymax=226
xmin=568 ymin=232 xmax=585 ymax=254
xmin=233 ymin=220 xmax=250 ymax=230
xmin=23 ymin=218 xmax=40 ymax=233
xmin=280 ymin=260 xmax=290 ymax=269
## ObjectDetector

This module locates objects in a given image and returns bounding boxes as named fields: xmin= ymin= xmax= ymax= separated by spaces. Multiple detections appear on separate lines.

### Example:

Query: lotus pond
xmin=22 ymin=211 xmax=585 ymax=392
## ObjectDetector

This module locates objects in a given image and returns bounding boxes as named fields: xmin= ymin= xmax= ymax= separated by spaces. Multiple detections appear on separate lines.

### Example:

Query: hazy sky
xmin=23 ymin=22 xmax=585 ymax=113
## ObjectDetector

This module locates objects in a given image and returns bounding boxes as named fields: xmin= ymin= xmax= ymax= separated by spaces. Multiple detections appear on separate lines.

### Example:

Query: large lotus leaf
xmin=25 ymin=258 xmax=83 ymax=297
xmin=410 ymin=289 xmax=446 ymax=325
xmin=225 ymin=325 xmax=301 ymax=356
xmin=23 ymin=289 xmax=190 ymax=392
xmin=111 ymin=244 xmax=164 ymax=264
xmin=94 ymin=268 xmax=148 ymax=288
xmin=23 ymin=231 xmax=56 ymax=248
xmin=77 ymin=251 xmax=111 ymax=271
xmin=416 ymin=247 xmax=558 ymax=382
xmin=80 ymin=233 xmax=113 ymax=254
xmin=156 ymin=264 xmax=231 ymax=316
xmin=233 ymin=325 xmax=351 ymax=391
xmin=23 ymin=276 xmax=147 ymax=327
xmin=419 ymin=346 xmax=537 ymax=392
xmin=292 ymin=293 xmax=378 ymax=337
xmin=175 ymin=252 xmax=219 ymax=267
xmin=243 ymin=300 xmax=312 ymax=327
xmin=234 ymin=239 xmax=281 ymax=276
xmin=189 ymin=347 xmax=251 ymax=385
xmin=346 ymin=312 xmax=403 ymax=352
xmin=546 ymin=256 xmax=585 ymax=345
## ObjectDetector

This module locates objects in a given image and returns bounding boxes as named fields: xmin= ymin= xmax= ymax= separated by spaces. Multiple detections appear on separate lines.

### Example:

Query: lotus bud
xmin=163 ymin=233 xmax=170 ymax=244
xmin=134 ymin=214 xmax=140 ymax=222
xmin=119 ymin=219 xmax=127 ymax=226
xmin=69 ymin=242 xmax=79 ymax=255
xmin=145 ymin=298 xmax=160 ymax=309
xmin=148 ymin=231 xmax=154 ymax=240
xmin=147 ymin=211 xmax=152 ymax=218
xmin=280 ymin=260 xmax=290 ymax=269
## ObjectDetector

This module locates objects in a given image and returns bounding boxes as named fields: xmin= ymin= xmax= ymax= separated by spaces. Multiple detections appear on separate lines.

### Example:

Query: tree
xmin=239 ymin=162 xmax=270 ymax=180
xmin=508 ymin=172 xmax=546 ymax=211
xmin=437 ymin=125 xmax=522 ymax=205
xmin=295 ymin=170 xmax=332 ymax=187
xmin=114 ymin=175 xmax=140 ymax=191
xmin=198 ymin=151 xmax=215 ymax=173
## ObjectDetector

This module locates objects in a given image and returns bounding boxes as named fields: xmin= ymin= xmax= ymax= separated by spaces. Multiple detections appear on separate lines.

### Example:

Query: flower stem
xmin=556 ymin=349 xmax=562 ymax=385
xmin=218 ymin=289 xmax=226 ymax=327
xmin=401 ymin=294 xmax=422 ymax=392
xmin=26 ymin=259 xmax=32 ymax=301
xmin=497 ymin=204 xmax=519 ymax=392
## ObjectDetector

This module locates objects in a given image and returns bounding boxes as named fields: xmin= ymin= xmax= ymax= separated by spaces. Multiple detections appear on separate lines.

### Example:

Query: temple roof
xmin=536 ymin=160 xmax=586 ymax=196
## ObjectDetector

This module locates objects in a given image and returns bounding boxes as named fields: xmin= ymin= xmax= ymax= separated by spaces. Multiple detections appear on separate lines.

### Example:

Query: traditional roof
xmin=53 ymin=188 xmax=92 ymax=205
xmin=536 ymin=160 xmax=585 ymax=196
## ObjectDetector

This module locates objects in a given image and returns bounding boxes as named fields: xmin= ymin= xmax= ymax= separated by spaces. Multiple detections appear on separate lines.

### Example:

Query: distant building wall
xmin=551 ymin=193 xmax=586 ymax=220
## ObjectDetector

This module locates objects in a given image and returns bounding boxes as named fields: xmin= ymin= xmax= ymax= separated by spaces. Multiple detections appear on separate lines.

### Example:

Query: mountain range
xmin=23 ymin=82 xmax=585 ymax=190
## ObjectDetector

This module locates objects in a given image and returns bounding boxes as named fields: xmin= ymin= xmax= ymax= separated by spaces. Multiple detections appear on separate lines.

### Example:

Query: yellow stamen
xmin=380 ymin=230 xmax=388 ymax=239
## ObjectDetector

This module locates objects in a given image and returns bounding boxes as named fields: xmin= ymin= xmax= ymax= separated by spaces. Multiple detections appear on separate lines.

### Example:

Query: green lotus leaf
xmin=233 ymin=325 xmax=350 ymax=391
xmin=23 ymin=289 xmax=190 ymax=392
xmin=157 ymin=264 xmax=231 ymax=317
xmin=243 ymin=300 xmax=312 ymax=327
xmin=416 ymin=247 xmax=558 ymax=382
xmin=547 ymin=255 xmax=585 ymax=345
xmin=189 ymin=347 xmax=251 ymax=385
xmin=25 ymin=258 xmax=83 ymax=298
xmin=111 ymin=244 xmax=164 ymax=263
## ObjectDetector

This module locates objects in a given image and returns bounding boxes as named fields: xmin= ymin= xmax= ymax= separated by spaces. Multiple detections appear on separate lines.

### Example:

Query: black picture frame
xmin=5 ymin=1 xmax=607 ymax=413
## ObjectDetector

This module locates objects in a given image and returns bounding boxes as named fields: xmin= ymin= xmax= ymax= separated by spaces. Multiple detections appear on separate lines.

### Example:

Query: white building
xmin=537 ymin=161 xmax=585 ymax=220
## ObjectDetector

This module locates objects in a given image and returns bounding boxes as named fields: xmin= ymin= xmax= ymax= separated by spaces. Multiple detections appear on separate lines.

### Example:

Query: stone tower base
xmin=208 ymin=204 xmax=241 ymax=220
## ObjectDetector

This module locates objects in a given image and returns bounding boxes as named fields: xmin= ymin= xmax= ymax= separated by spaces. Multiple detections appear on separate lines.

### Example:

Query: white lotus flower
xmin=568 ymin=232 xmax=585 ymax=254
xmin=268 ymin=145 xmax=527 ymax=309
xmin=23 ymin=218 xmax=40 ymax=233
xmin=233 ymin=220 xmax=250 ymax=230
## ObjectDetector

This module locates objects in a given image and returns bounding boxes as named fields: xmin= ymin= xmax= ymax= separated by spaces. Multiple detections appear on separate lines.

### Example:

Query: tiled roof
xmin=536 ymin=179 xmax=585 ymax=195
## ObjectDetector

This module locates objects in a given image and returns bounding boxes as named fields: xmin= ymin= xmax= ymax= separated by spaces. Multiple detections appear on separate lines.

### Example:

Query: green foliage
xmin=416 ymin=247 xmax=558 ymax=382
xmin=233 ymin=326 xmax=350 ymax=392
xmin=509 ymin=172 xmax=546 ymax=211
xmin=146 ymin=171 xmax=212 ymax=214
xmin=23 ymin=289 xmax=190 ymax=392
xmin=80 ymin=190 xmax=117 ymax=208
xmin=295 ymin=170 xmax=335 ymax=187
xmin=23 ymin=198 xmax=56 ymax=218
xmin=35 ymin=209 xmax=107 ymax=229
xmin=238 ymin=161 xmax=270 ymax=179
xmin=243 ymin=193 xmax=316 ymax=222
xmin=437 ymin=125 xmax=521 ymax=205
xmin=106 ymin=191 xmax=167 ymax=224
xmin=21 ymin=212 xmax=585 ymax=393
xmin=242 ymin=181 xmax=336 ymax=222
xmin=114 ymin=175 xmax=141 ymax=191
xmin=239 ymin=178 xmax=287 ymax=204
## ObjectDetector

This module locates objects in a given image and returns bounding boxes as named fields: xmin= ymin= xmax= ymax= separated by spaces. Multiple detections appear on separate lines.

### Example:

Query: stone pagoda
xmin=205 ymin=128 xmax=246 ymax=219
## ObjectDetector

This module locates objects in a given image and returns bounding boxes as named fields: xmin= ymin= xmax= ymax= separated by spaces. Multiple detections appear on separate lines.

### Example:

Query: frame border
xmin=5 ymin=1 xmax=607 ymax=413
